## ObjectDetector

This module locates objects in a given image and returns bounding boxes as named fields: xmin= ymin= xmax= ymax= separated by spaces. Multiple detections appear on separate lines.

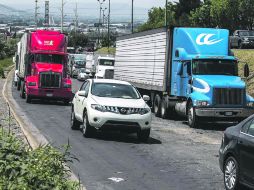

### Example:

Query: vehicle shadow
xmin=89 ymin=131 xmax=162 ymax=145
xmin=181 ymin=120 xmax=235 ymax=131
xmin=29 ymin=99 xmax=72 ymax=106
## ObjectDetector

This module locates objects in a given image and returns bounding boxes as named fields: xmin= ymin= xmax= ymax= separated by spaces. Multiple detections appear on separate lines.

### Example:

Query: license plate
xmin=46 ymin=93 xmax=53 ymax=97
xmin=225 ymin=112 xmax=233 ymax=116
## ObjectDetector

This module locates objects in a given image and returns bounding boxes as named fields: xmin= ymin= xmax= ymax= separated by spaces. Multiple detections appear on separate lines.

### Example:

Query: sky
xmin=1 ymin=0 xmax=166 ymax=21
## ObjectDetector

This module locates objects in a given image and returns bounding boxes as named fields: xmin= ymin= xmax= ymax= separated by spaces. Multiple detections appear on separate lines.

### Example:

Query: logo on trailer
xmin=44 ymin=40 xmax=54 ymax=46
xmin=196 ymin=34 xmax=223 ymax=45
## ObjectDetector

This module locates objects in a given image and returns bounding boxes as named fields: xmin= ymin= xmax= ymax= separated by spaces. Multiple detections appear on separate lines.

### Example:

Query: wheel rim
xmin=188 ymin=106 xmax=193 ymax=125
xmin=154 ymin=99 xmax=158 ymax=113
xmin=82 ymin=114 xmax=87 ymax=134
xmin=161 ymin=102 xmax=165 ymax=116
xmin=224 ymin=159 xmax=237 ymax=189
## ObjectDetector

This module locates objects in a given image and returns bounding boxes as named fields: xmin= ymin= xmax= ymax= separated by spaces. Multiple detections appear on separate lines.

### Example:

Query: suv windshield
xmin=91 ymin=83 xmax=140 ymax=99
xmin=35 ymin=54 xmax=65 ymax=64
xmin=99 ymin=59 xmax=115 ymax=66
xmin=192 ymin=59 xmax=238 ymax=76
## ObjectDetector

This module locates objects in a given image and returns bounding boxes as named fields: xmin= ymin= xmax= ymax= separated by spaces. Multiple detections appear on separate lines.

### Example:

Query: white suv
xmin=71 ymin=79 xmax=152 ymax=141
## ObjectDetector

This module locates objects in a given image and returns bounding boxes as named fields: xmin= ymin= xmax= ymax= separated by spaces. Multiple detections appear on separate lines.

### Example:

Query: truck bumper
xmin=195 ymin=107 xmax=254 ymax=118
xmin=27 ymin=87 xmax=73 ymax=100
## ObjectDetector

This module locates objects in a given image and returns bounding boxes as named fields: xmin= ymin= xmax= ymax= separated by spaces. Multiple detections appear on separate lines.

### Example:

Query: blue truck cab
xmin=171 ymin=28 xmax=254 ymax=127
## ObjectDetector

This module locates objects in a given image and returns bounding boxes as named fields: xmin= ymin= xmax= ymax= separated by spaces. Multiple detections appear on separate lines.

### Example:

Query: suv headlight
xmin=196 ymin=100 xmax=209 ymax=106
xmin=139 ymin=108 xmax=150 ymax=115
xmin=91 ymin=104 xmax=107 ymax=112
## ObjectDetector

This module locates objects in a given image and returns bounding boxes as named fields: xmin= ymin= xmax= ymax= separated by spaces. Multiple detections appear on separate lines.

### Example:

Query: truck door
xmin=180 ymin=61 xmax=191 ymax=97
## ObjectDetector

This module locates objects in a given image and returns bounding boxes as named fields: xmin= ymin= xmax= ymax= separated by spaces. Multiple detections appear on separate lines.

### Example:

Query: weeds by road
xmin=0 ymin=57 xmax=13 ymax=78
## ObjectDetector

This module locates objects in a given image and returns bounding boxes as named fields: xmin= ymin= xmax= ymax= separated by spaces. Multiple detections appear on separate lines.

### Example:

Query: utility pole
xmin=107 ymin=0 xmax=110 ymax=52
xmin=97 ymin=0 xmax=105 ymax=47
xmin=131 ymin=0 xmax=134 ymax=33
xmin=61 ymin=0 xmax=65 ymax=32
xmin=102 ymin=7 xmax=107 ymax=39
xmin=74 ymin=1 xmax=78 ymax=48
xmin=165 ymin=0 xmax=168 ymax=26
xmin=35 ymin=0 xmax=39 ymax=29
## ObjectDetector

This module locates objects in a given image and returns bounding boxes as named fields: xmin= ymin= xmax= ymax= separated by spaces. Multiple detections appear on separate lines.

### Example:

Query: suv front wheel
xmin=82 ymin=112 xmax=95 ymax=137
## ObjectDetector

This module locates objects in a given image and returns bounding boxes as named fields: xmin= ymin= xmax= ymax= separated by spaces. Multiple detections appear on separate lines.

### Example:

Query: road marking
xmin=108 ymin=177 xmax=124 ymax=183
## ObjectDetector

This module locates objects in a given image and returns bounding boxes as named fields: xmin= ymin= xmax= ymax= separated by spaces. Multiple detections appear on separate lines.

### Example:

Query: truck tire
xmin=187 ymin=102 xmax=199 ymax=128
xmin=160 ymin=96 xmax=168 ymax=119
xmin=17 ymin=78 xmax=21 ymax=91
xmin=26 ymin=94 xmax=31 ymax=103
xmin=20 ymin=81 xmax=25 ymax=99
xmin=154 ymin=94 xmax=161 ymax=117
xmin=137 ymin=129 xmax=150 ymax=142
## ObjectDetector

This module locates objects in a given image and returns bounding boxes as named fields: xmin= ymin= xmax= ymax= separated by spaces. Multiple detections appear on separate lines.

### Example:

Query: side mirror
xmin=78 ymin=91 xmax=88 ymax=97
xmin=244 ymin=64 xmax=250 ymax=78
xmin=143 ymin=95 xmax=150 ymax=102
xmin=177 ymin=62 xmax=183 ymax=75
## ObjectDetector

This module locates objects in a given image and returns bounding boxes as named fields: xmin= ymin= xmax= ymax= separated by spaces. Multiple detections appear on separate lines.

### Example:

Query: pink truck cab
xmin=17 ymin=30 xmax=72 ymax=104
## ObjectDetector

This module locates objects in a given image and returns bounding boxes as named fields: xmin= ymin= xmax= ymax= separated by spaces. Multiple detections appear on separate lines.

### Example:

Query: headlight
xmin=63 ymin=83 xmax=71 ymax=88
xmin=196 ymin=100 xmax=209 ymax=106
xmin=139 ymin=108 xmax=150 ymax=115
xmin=244 ymin=37 xmax=249 ymax=41
xmin=28 ymin=82 xmax=36 ymax=86
xmin=247 ymin=102 xmax=254 ymax=107
xmin=91 ymin=104 xmax=107 ymax=112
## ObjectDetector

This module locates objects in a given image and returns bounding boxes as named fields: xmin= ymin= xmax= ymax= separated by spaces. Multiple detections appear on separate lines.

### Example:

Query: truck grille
xmin=105 ymin=69 xmax=114 ymax=79
xmin=213 ymin=88 xmax=244 ymax=105
xmin=40 ymin=72 xmax=61 ymax=88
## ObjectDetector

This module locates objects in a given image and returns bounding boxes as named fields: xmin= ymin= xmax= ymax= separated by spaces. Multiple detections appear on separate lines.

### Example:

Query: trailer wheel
xmin=187 ymin=102 xmax=199 ymax=128
xmin=154 ymin=94 xmax=161 ymax=117
xmin=160 ymin=97 xmax=168 ymax=119
xmin=17 ymin=78 xmax=21 ymax=91
xmin=20 ymin=81 xmax=25 ymax=99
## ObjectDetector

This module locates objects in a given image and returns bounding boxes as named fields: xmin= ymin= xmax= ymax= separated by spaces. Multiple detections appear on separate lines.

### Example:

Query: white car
xmin=77 ymin=68 xmax=89 ymax=81
xmin=71 ymin=79 xmax=152 ymax=141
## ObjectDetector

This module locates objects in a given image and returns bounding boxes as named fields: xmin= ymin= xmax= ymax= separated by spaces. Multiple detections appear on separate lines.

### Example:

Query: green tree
xmin=174 ymin=0 xmax=201 ymax=26
xmin=239 ymin=0 xmax=254 ymax=30
xmin=190 ymin=0 xmax=215 ymax=27
xmin=68 ymin=31 xmax=88 ymax=48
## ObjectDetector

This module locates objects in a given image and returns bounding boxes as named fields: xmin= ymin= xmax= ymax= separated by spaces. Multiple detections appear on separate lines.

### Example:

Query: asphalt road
xmin=12 ymin=79 xmax=227 ymax=190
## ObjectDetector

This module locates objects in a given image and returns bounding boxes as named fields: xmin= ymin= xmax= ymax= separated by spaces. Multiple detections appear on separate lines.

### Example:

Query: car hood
xmin=91 ymin=95 xmax=146 ymax=108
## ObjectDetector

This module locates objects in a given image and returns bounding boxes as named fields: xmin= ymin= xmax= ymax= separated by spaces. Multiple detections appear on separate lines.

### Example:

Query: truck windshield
xmin=35 ymin=54 xmax=64 ymax=64
xmin=99 ymin=59 xmax=115 ymax=66
xmin=192 ymin=60 xmax=237 ymax=76
xmin=75 ymin=61 xmax=85 ymax=66
xmin=239 ymin=31 xmax=254 ymax=36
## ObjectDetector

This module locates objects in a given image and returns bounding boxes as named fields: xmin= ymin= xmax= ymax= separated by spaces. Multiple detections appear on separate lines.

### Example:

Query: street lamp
xmin=97 ymin=0 xmax=105 ymax=46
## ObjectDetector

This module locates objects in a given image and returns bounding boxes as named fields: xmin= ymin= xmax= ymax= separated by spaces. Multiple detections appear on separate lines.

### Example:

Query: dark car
xmin=219 ymin=116 xmax=254 ymax=190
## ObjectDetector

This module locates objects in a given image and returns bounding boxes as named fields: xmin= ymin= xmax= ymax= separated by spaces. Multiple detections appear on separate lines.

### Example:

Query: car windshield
xmin=239 ymin=31 xmax=254 ymax=36
xmin=35 ymin=54 xmax=65 ymax=64
xmin=80 ymin=68 xmax=86 ymax=73
xmin=192 ymin=59 xmax=238 ymax=76
xmin=91 ymin=83 xmax=140 ymax=99
xmin=75 ymin=61 xmax=85 ymax=65
xmin=99 ymin=59 xmax=115 ymax=66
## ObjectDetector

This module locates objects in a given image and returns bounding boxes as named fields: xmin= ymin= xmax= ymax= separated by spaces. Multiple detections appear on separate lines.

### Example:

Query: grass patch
xmin=0 ymin=129 xmax=80 ymax=189
xmin=96 ymin=47 xmax=116 ymax=55
xmin=233 ymin=49 xmax=254 ymax=96
xmin=0 ymin=57 xmax=14 ymax=78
